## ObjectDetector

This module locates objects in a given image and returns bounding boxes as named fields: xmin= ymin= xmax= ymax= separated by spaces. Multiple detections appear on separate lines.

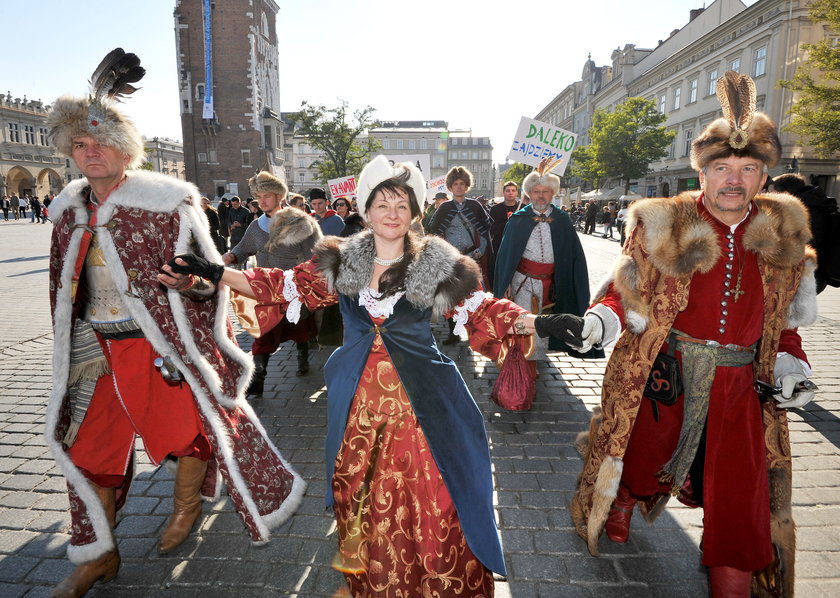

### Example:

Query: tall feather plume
xmin=716 ymin=70 xmax=756 ymax=131
xmin=89 ymin=48 xmax=145 ymax=103
xmin=535 ymin=156 xmax=563 ymax=176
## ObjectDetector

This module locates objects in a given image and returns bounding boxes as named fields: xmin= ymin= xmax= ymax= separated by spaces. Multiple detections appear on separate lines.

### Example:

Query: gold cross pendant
xmin=732 ymin=274 xmax=745 ymax=302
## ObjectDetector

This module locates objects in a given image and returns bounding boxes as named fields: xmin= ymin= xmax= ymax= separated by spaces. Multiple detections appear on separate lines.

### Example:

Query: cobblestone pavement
xmin=1 ymin=218 xmax=838 ymax=597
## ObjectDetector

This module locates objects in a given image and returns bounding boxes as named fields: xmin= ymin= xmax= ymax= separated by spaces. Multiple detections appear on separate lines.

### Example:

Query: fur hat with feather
xmin=522 ymin=157 xmax=562 ymax=196
xmin=691 ymin=71 xmax=781 ymax=170
xmin=47 ymin=48 xmax=146 ymax=169
xmin=248 ymin=171 xmax=287 ymax=198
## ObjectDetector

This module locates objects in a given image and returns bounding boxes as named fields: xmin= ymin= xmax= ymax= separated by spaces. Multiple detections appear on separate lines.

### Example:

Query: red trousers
xmin=68 ymin=337 xmax=209 ymax=484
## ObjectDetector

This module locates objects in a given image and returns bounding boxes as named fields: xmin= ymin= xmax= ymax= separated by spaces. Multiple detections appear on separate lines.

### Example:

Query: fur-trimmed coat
xmin=239 ymin=231 xmax=529 ymax=575
xmin=46 ymin=171 xmax=305 ymax=564
xmin=231 ymin=206 xmax=322 ymax=269
xmin=571 ymin=192 xmax=816 ymax=592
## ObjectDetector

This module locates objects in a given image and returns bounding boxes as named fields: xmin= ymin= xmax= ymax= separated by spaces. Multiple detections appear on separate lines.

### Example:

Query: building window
xmin=482 ymin=152 xmax=489 ymax=160
xmin=264 ymin=125 xmax=273 ymax=148
xmin=408 ymin=139 xmax=416 ymax=150
xmin=729 ymin=57 xmax=741 ymax=72
xmin=668 ymin=136 xmax=675 ymax=159
xmin=449 ymin=151 xmax=457 ymax=159
xmin=433 ymin=155 xmax=443 ymax=168
xmin=452 ymin=138 xmax=458 ymax=146
xmin=23 ymin=125 xmax=35 ymax=144
xmin=198 ymin=152 xmax=207 ymax=163
xmin=461 ymin=151 xmax=468 ymax=160
xmin=683 ymin=129 xmax=693 ymax=157
xmin=753 ymin=46 xmax=767 ymax=77
xmin=673 ymin=87 xmax=681 ymax=111
xmin=707 ymin=68 xmax=718 ymax=96
xmin=196 ymin=84 xmax=205 ymax=101
xmin=208 ymin=149 xmax=217 ymax=163
xmin=297 ymin=172 xmax=305 ymax=182
xmin=658 ymin=93 xmax=666 ymax=114
xmin=241 ymin=149 xmax=251 ymax=167
xmin=8 ymin=122 xmax=20 ymax=142
xmin=297 ymin=158 xmax=305 ymax=168
xmin=395 ymin=139 xmax=404 ymax=150
xmin=419 ymin=139 xmax=428 ymax=150
xmin=471 ymin=151 xmax=479 ymax=160
xmin=688 ymin=79 xmax=698 ymax=103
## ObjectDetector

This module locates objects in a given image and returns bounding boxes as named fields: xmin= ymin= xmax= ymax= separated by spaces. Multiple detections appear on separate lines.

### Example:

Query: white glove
xmin=774 ymin=353 xmax=816 ymax=409
xmin=774 ymin=374 xmax=816 ymax=409
xmin=571 ymin=313 xmax=604 ymax=353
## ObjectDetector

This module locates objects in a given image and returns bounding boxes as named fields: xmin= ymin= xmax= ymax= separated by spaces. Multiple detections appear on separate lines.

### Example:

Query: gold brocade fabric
xmin=332 ymin=317 xmax=494 ymax=598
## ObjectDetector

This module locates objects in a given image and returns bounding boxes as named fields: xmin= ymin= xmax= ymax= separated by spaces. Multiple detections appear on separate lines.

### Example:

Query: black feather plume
xmin=89 ymin=48 xmax=146 ymax=103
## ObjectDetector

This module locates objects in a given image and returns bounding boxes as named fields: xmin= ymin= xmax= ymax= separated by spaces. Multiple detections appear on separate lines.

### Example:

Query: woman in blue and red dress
xmin=167 ymin=156 xmax=577 ymax=597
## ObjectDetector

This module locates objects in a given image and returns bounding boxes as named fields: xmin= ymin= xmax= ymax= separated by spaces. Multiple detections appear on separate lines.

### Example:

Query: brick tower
xmin=174 ymin=0 xmax=285 ymax=199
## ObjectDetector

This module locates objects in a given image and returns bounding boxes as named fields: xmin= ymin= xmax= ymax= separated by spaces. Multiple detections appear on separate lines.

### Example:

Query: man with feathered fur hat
xmin=223 ymin=171 xmax=322 ymax=390
xmin=428 ymin=165 xmax=492 ymax=343
xmin=493 ymin=160 xmax=600 ymax=384
xmin=44 ymin=49 xmax=304 ymax=598
xmin=562 ymin=72 xmax=817 ymax=596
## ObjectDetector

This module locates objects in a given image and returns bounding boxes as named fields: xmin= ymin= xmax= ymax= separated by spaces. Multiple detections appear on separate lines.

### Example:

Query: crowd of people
xmin=0 ymin=192 xmax=53 ymax=222
xmin=39 ymin=49 xmax=826 ymax=598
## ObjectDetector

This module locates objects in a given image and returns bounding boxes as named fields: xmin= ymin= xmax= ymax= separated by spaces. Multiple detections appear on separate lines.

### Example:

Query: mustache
xmin=717 ymin=187 xmax=746 ymax=195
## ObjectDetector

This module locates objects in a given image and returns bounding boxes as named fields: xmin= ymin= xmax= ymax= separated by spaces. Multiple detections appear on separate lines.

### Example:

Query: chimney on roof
xmin=689 ymin=8 xmax=705 ymax=22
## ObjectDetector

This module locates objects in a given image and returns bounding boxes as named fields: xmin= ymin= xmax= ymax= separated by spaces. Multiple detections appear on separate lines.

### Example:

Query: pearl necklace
xmin=373 ymin=254 xmax=404 ymax=266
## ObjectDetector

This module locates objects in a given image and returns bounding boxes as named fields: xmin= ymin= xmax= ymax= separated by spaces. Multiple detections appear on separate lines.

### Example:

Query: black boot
xmin=442 ymin=318 xmax=460 ymax=345
xmin=296 ymin=342 xmax=310 ymax=376
xmin=247 ymin=353 xmax=269 ymax=396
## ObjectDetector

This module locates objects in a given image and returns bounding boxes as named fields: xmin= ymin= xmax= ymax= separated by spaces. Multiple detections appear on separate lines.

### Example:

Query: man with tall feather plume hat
xmin=45 ymin=49 xmax=304 ymax=597
xmin=559 ymin=72 xmax=818 ymax=597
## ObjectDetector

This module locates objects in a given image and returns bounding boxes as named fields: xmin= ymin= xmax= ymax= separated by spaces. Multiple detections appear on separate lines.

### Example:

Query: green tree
xmin=290 ymin=101 xmax=382 ymax=182
xmin=498 ymin=162 xmax=532 ymax=192
xmin=568 ymin=143 xmax=606 ymax=189
xmin=780 ymin=0 xmax=840 ymax=157
xmin=576 ymin=97 xmax=675 ymax=193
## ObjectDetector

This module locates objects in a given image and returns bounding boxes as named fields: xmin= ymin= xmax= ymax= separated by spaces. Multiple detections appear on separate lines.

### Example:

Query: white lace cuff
xmin=282 ymin=269 xmax=302 ymax=324
xmin=452 ymin=291 xmax=491 ymax=336
xmin=358 ymin=288 xmax=404 ymax=319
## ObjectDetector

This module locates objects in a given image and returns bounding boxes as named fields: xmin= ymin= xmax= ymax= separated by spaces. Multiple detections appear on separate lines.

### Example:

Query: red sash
xmin=515 ymin=257 xmax=554 ymax=306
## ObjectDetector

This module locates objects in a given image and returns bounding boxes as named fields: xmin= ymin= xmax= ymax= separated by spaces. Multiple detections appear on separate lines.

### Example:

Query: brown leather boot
xmin=605 ymin=483 xmax=637 ymax=543
xmin=51 ymin=485 xmax=120 ymax=598
xmin=158 ymin=456 xmax=208 ymax=554
xmin=708 ymin=565 xmax=751 ymax=597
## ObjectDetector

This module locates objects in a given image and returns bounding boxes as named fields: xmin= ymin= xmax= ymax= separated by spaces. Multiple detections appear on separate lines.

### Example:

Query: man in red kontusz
xmin=564 ymin=72 xmax=818 ymax=597
xmin=44 ymin=49 xmax=304 ymax=598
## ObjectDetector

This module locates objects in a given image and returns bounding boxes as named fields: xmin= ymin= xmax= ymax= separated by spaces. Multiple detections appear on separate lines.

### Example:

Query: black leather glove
xmin=534 ymin=313 xmax=585 ymax=346
xmin=168 ymin=254 xmax=224 ymax=285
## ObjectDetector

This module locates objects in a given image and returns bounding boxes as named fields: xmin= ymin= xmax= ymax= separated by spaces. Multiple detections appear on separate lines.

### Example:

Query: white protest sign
xmin=507 ymin=116 xmax=577 ymax=175
xmin=386 ymin=154 xmax=431 ymax=178
xmin=327 ymin=175 xmax=357 ymax=200
xmin=425 ymin=175 xmax=447 ymax=203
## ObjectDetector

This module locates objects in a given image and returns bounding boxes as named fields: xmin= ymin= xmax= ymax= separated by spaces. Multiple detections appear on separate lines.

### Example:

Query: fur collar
xmin=314 ymin=231 xmax=479 ymax=316
xmin=627 ymin=191 xmax=812 ymax=277
xmin=49 ymin=171 xmax=200 ymax=221
xmin=267 ymin=207 xmax=322 ymax=250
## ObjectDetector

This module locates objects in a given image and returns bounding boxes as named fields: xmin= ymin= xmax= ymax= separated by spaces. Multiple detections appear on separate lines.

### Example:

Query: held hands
xmin=167 ymin=254 xmax=225 ymax=285
xmin=533 ymin=313 xmax=604 ymax=352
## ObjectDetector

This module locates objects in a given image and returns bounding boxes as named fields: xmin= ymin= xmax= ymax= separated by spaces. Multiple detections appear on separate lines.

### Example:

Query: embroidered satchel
xmin=644 ymin=333 xmax=683 ymax=419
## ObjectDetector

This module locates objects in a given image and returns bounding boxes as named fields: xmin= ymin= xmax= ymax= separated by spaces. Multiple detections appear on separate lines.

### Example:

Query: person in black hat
xmin=422 ymin=191 xmax=448 ymax=231
xmin=308 ymin=187 xmax=344 ymax=235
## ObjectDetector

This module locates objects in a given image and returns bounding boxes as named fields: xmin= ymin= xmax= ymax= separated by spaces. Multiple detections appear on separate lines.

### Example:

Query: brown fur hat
xmin=47 ymin=95 xmax=145 ymax=169
xmin=445 ymin=165 xmax=474 ymax=191
xmin=690 ymin=71 xmax=781 ymax=170
xmin=248 ymin=171 xmax=287 ymax=198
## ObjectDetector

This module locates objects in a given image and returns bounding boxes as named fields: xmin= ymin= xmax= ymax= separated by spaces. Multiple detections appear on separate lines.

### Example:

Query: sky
xmin=1 ymin=0 xmax=758 ymax=165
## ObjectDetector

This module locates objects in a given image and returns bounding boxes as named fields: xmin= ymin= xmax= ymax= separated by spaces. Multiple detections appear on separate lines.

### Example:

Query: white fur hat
xmin=355 ymin=155 xmax=426 ymax=221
